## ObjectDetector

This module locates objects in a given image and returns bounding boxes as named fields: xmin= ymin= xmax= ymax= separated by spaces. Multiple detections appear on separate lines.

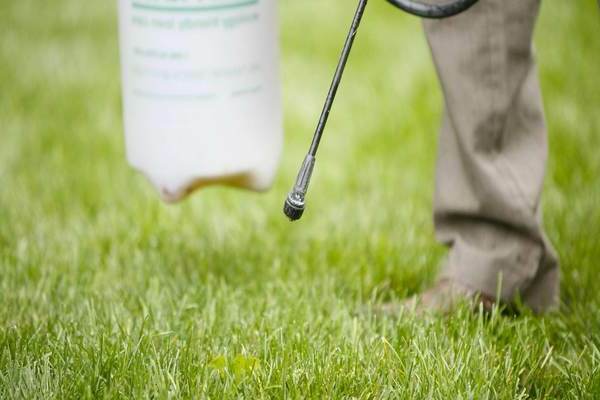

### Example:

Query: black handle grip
xmin=387 ymin=0 xmax=479 ymax=18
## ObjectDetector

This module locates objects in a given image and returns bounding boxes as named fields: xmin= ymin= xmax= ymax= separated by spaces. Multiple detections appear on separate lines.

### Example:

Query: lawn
xmin=2 ymin=0 xmax=600 ymax=398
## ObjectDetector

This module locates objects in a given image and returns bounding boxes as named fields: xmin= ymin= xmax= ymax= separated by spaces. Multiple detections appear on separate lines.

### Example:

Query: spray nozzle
xmin=283 ymin=154 xmax=315 ymax=221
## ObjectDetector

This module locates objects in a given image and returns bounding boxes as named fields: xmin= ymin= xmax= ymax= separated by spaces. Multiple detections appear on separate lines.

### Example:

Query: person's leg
xmin=423 ymin=0 xmax=559 ymax=313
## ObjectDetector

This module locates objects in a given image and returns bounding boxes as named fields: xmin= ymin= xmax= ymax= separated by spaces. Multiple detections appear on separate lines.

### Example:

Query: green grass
xmin=2 ymin=0 xmax=600 ymax=398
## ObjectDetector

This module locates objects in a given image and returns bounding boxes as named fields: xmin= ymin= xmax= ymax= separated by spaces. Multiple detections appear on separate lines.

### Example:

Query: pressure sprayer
xmin=118 ymin=0 xmax=282 ymax=202
xmin=283 ymin=0 xmax=479 ymax=221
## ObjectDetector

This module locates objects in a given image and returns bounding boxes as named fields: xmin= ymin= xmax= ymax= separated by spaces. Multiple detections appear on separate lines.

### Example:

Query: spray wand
xmin=283 ymin=0 xmax=478 ymax=221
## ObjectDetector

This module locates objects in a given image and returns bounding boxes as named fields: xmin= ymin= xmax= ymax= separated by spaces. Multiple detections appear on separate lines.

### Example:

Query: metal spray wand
xmin=283 ymin=0 xmax=479 ymax=221
xmin=283 ymin=0 xmax=369 ymax=221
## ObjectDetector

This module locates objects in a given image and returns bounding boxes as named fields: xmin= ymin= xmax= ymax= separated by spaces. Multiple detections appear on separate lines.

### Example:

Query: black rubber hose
xmin=386 ymin=0 xmax=478 ymax=18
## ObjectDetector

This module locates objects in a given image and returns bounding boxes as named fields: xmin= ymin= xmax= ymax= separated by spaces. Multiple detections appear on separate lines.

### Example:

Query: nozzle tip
xmin=284 ymin=197 xmax=305 ymax=221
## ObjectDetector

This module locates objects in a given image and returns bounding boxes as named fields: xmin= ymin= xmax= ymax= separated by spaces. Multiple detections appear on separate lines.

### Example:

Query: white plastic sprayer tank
xmin=118 ymin=0 xmax=283 ymax=202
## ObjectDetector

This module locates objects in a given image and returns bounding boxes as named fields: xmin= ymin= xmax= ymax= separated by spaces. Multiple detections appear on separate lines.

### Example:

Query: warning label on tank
xmin=131 ymin=0 xmax=258 ymax=12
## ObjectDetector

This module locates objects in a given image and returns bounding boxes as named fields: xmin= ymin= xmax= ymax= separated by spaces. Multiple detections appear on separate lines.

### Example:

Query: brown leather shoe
xmin=366 ymin=279 xmax=497 ymax=317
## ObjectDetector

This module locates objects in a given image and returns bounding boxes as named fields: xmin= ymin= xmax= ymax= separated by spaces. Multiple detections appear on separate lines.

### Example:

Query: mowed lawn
xmin=2 ymin=1 xmax=600 ymax=398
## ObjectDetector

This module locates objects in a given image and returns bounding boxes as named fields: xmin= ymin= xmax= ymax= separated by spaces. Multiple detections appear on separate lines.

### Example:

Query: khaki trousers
xmin=423 ymin=0 xmax=559 ymax=312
